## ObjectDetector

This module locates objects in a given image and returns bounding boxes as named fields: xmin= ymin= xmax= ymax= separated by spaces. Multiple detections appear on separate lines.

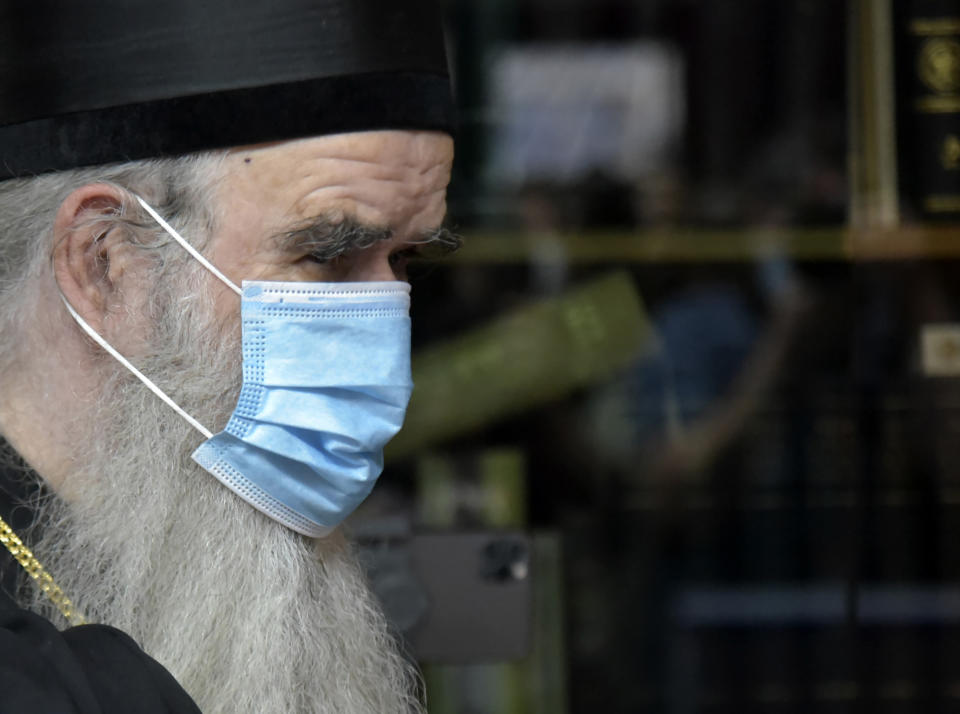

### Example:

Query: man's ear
xmin=52 ymin=183 xmax=143 ymax=337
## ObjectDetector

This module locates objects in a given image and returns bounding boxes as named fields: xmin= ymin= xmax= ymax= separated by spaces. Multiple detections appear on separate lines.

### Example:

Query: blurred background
xmin=351 ymin=1 xmax=960 ymax=711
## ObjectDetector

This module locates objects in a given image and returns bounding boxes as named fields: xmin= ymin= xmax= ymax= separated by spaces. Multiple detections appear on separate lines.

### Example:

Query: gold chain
xmin=0 ymin=514 xmax=85 ymax=626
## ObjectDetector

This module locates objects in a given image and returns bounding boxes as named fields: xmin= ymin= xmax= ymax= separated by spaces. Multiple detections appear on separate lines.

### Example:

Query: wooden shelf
xmin=448 ymin=226 xmax=960 ymax=263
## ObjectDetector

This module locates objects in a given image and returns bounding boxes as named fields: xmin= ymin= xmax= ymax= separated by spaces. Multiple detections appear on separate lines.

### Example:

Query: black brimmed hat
xmin=0 ymin=0 xmax=454 ymax=180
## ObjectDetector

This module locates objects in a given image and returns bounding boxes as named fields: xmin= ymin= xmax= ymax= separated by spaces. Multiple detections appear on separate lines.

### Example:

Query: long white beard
xmin=20 ymin=265 xmax=422 ymax=714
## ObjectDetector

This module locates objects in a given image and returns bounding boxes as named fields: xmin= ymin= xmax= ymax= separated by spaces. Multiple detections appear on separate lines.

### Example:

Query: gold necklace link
xmin=0 ymin=514 xmax=85 ymax=626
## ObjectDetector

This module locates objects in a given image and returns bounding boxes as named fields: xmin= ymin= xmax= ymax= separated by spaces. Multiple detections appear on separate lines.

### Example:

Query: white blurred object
xmin=921 ymin=324 xmax=960 ymax=377
xmin=486 ymin=43 xmax=685 ymax=184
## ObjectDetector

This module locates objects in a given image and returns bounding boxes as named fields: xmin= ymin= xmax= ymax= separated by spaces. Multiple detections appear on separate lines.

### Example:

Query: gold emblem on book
xmin=919 ymin=38 xmax=960 ymax=93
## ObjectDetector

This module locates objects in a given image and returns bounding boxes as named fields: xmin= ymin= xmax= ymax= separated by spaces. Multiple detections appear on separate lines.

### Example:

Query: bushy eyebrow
xmin=271 ymin=215 xmax=462 ymax=262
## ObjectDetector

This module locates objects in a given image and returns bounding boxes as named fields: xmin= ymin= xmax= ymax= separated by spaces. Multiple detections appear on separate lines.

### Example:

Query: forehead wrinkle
xmin=285 ymin=156 xmax=451 ymax=200
xmin=290 ymin=162 xmax=451 ymax=194
xmin=304 ymin=156 xmax=452 ymax=184
xmin=291 ymin=183 xmax=448 ymax=230
xmin=296 ymin=181 xmax=449 ymax=204
xmin=298 ymin=154 xmax=446 ymax=170
xmin=277 ymin=155 xmax=451 ymax=222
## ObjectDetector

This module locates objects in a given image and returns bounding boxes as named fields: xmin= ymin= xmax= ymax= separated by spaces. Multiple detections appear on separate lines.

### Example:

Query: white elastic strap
xmin=135 ymin=197 xmax=242 ymax=296
xmin=59 ymin=294 xmax=214 ymax=439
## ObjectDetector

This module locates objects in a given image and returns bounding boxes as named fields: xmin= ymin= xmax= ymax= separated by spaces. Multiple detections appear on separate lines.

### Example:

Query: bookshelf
xmin=450 ymin=227 xmax=960 ymax=264
xmin=393 ymin=1 xmax=960 ymax=713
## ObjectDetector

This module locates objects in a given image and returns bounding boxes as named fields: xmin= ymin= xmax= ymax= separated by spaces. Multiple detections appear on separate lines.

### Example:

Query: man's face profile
xmin=30 ymin=129 xmax=453 ymax=488
xmin=0 ymin=128 xmax=453 ymax=714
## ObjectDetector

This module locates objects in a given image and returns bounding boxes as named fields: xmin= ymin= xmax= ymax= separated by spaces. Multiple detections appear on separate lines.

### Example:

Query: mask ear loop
xmin=134 ymin=197 xmax=242 ymax=296
xmin=53 ymin=193 xmax=245 ymax=440
xmin=58 ymin=295 xmax=214 ymax=439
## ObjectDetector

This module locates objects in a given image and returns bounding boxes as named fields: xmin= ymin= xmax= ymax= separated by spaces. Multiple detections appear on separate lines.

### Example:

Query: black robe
xmin=0 ymin=590 xmax=201 ymax=713
xmin=0 ymin=456 xmax=201 ymax=713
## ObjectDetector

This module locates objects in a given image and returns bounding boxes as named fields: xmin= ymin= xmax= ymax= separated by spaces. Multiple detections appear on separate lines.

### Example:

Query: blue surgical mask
xmin=60 ymin=198 xmax=413 ymax=537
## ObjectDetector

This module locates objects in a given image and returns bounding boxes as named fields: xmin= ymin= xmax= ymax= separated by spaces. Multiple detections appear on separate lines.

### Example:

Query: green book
xmin=388 ymin=271 xmax=652 ymax=460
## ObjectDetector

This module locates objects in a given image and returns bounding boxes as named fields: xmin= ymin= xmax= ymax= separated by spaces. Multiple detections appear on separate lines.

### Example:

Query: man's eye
xmin=389 ymin=248 xmax=420 ymax=268
xmin=304 ymin=252 xmax=339 ymax=266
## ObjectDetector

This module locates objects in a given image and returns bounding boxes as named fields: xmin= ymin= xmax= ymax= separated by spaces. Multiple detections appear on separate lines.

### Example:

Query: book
xmin=896 ymin=1 xmax=960 ymax=220
xmin=387 ymin=271 xmax=653 ymax=460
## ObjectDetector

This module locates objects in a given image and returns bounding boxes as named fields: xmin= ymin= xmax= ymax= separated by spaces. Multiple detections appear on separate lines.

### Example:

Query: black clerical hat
xmin=0 ymin=0 xmax=454 ymax=180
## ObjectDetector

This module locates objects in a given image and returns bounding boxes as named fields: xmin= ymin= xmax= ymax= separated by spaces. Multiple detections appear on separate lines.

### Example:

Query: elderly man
xmin=0 ymin=1 xmax=455 ymax=712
